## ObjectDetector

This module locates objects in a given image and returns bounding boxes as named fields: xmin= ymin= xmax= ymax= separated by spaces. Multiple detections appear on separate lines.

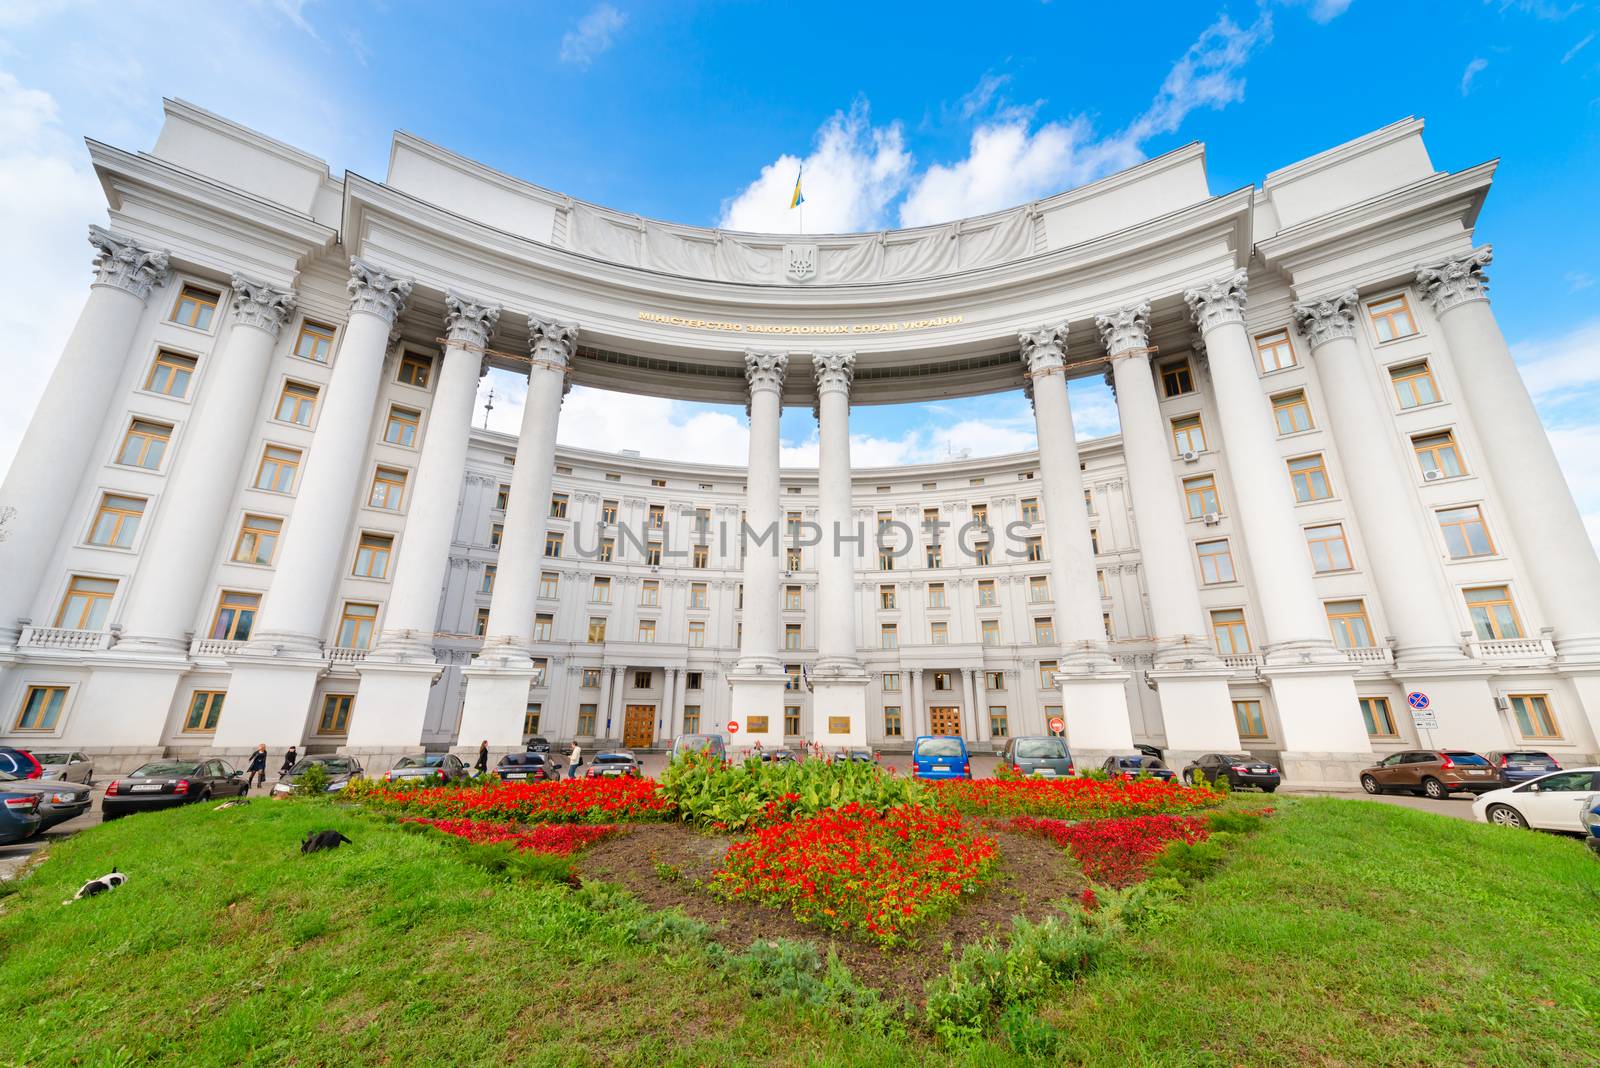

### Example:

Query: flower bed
xmin=402 ymin=817 xmax=618 ymax=854
xmin=1007 ymin=814 xmax=1209 ymax=886
xmin=713 ymin=803 xmax=998 ymax=946
xmin=932 ymin=777 xmax=1217 ymax=821
xmin=345 ymin=777 xmax=672 ymax=824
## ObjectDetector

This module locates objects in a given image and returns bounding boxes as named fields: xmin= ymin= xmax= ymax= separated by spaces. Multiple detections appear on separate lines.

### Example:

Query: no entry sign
xmin=1048 ymin=716 xmax=1065 ymax=735
xmin=727 ymin=721 xmax=739 ymax=734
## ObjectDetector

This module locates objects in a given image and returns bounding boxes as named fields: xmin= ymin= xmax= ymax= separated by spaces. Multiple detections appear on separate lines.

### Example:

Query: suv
xmin=998 ymin=736 xmax=1073 ymax=777
xmin=670 ymin=734 xmax=727 ymax=762
xmin=1359 ymin=750 xmax=1502 ymax=799
xmin=0 ymin=747 xmax=43 ymax=779
xmin=1484 ymin=750 xmax=1562 ymax=785
xmin=911 ymin=736 xmax=970 ymax=780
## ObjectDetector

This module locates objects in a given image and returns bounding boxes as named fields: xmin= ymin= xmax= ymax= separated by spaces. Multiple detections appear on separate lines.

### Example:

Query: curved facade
xmin=2 ymin=99 xmax=1598 ymax=780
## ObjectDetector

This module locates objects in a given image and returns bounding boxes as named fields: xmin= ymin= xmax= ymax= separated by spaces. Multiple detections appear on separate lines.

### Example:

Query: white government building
xmin=1 ymin=100 xmax=1597 ymax=782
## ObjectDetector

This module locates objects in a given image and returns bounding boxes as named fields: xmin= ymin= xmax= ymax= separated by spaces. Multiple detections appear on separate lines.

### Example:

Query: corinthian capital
xmin=1018 ymin=323 xmax=1068 ymax=376
xmin=444 ymin=292 xmax=501 ymax=349
xmin=1292 ymin=289 xmax=1359 ymax=350
xmin=1183 ymin=269 xmax=1249 ymax=333
xmin=347 ymin=257 xmax=413 ymax=325
xmin=88 ymin=225 xmax=171 ymax=302
xmin=529 ymin=317 xmax=579 ymax=367
xmin=229 ymin=273 xmax=298 ymax=338
xmin=1415 ymin=245 xmax=1492 ymax=316
xmin=744 ymin=350 xmax=788 ymax=394
xmin=812 ymin=351 xmax=855 ymax=394
xmin=1095 ymin=302 xmax=1151 ymax=360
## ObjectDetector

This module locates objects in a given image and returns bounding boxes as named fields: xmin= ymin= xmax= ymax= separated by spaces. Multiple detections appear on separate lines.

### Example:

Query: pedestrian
xmin=568 ymin=740 xmax=583 ymax=780
xmin=279 ymin=745 xmax=298 ymax=776
xmin=475 ymin=739 xmax=489 ymax=776
xmin=245 ymin=743 xmax=267 ymax=791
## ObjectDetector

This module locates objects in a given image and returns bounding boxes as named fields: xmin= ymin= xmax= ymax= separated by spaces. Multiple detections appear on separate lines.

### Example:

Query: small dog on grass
xmin=301 ymin=830 xmax=351 ymax=854
xmin=65 ymin=870 xmax=126 ymax=903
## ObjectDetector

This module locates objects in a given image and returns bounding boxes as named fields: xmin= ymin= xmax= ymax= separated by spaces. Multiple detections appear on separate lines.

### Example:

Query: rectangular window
xmin=474 ymin=608 xmax=489 ymax=636
xmin=1465 ymin=586 xmax=1522 ymax=640
xmin=1084 ymin=488 xmax=1095 ymax=514
xmin=317 ymin=694 xmax=353 ymax=735
xmin=878 ymin=549 xmax=895 ymax=571
xmin=974 ymin=545 xmax=991 ymax=565
xmin=171 ymin=284 xmax=219 ymax=329
xmin=397 ymin=351 xmax=433 ymax=388
xmin=1020 ymin=497 xmax=1040 ymax=523
xmin=524 ymin=704 xmax=541 ymax=736
xmin=878 ymin=585 xmax=897 ymax=610
xmin=482 ymin=565 xmax=497 ymax=595
xmin=688 ymin=620 xmax=705 ymax=647
xmin=118 ymin=419 xmax=172 ymax=470
xmin=538 ymin=571 xmax=559 ymax=599
xmin=784 ymin=664 xmax=802 ymax=692
xmin=932 ymin=671 xmax=953 ymax=692
xmin=1037 ymin=660 xmax=1057 ymax=689
xmin=293 ymin=320 xmax=335 ymax=363
xmin=14 ymin=685 xmax=67 ymax=731
xmin=1029 ymin=575 xmax=1050 ymax=603
xmin=384 ymin=406 xmax=420 ymax=447
xmin=651 ymin=546 xmax=665 ymax=567
xmin=985 ymin=671 xmax=1005 ymax=690
xmin=533 ymin=613 xmax=554 ymax=642
xmin=1172 ymin=415 xmax=1206 ymax=455
xmin=883 ymin=706 xmax=903 ymax=737
xmin=145 ymin=350 xmax=196 ymax=398
xmin=1508 ymin=694 xmax=1560 ymax=739
xmin=490 ymin=523 xmax=504 ymax=549
xmin=927 ymin=583 xmax=946 ymax=608
xmin=184 ymin=690 xmax=225 ymax=733
xmin=648 ymin=504 xmax=665 ymax=529
xmin=1098 ymin=569 xmax=1109 ymax=598
xmin=682 ymin=581 xmax=706 ymax=609
xmin=989 ymin=707 xmax=1010 ymax=738
xmin=1306 ymin=524 xmax=1353 ymax=573
xmin=1196 ymin=539 xmax=1236 ymax=584
xmin=1181 ymin=474 xmax=1220 ymax=519
xmin=1103 ymin=612 xmax=1114 ymax=639
xmin=1234 ymin=700 xmax=1267 ymax=739
xmin=1210 ymin=609 xmax=1250 ymax=655
xmin=1360 ymin=696 xmax=1398 ymax=738
xmin=640 ymin=579 xmax=660 ymax=607
xmin=1090 ymin=529 xmax=1101 ymax=555
xmin=652 ymin=478 xmax=667 ymax=488
xmin=880 ymin=623 xmax=898 ymax=649
xmin=1438 ymin=505 xmax=1495 ymax=559
xmin=580 ymin=668 xmax=601 ymax=688
xmin=352 ymin=533 xmax=392 ymax=579
xmin=275 ymin=381 xmax=318 ymax=426
xmin=1272 ymin=390 xmax=1313 ymax=435
xmin=209 ymin=589 xmax=258 ymax=641
xmin=692 ymin=545 xmax=709 ymax=568
xmin=601 ymin=499 xmax=618 ymax=524
xmin=930 ymin=620 xmax=949 ymax=645
xmin=368 ymin=466 xmax=407 ymax=510
xmin=784 ymin=706 xmax=800 ymax=736
xmin=1161 ymin=360 xmax=1195 ymax=397
xmin=971 ymin=502 xmax=989 ymax=526
xmin=1288 ymin=455 xmax=1331 ymax=502
xmin=494 ymin=484 xmax=510 ymax=511
xmin=337 ymin=602 xmax=379 ymax=649
xmin=1413 ymin=431 xmax=1465 ymax=480
xmin=581 ymin=575 xmax=605 ymax=603
xmin=1025 ymin=536 xmax=1043 ymax=562
xmin=1367 ymin=294 xmax=1417 ymax=342
xmin=636 ymin=619 xmax=656 ymax=643
xmin=676 ymin=704 xmax=699 ymax=734
xmin=1325 ymin=600 xmax=1374 ymax=649
xmin=544 ymin=532 xmax=563 ymax=558
xmin=587 ymin=617 xmax=607 ymax=643
xmin=785 ymin=585 xmax=803 ymax=610
xmin=981 ymin=618 xmax=1001 ymax=646
xmin=232 ymin=513 xmax=282 ymax=566
xmin=255 ymin=445 xmax=301 ymax=493
xmin=598 ymin=538 xmax=613 ymax=562
xmin=882 ymin=672 xmax=901 ymax=692
xmin=577 ymin=704 xmax=598 ymax=735
xmin=784 ymin=623 xmax=802 ymax=650
xmin=1034 ymin=617 xmax=1055 ymax=645
xmin=56 ymin=575 xmax=117 ymax=631
xmin=977 ymin=579 xmax=996 ymax=606
xmin=88 ymin=493 xmax=146 ymax=549
xmin=1254 ymin=328 xmax=1296 ymax=372
xmin=549 ymin=492 xmax=569 ymax=518
xmin=1389 ymin=361 xmax=1439 ymax=409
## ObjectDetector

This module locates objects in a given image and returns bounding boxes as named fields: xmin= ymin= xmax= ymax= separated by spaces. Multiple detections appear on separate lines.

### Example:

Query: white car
xmin=1471 ymin=766 xmax=1600 ymax=831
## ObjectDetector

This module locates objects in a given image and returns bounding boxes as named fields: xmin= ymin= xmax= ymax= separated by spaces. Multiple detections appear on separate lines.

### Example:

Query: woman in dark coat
xmin=475 ymin=740 xmax=489 ymax=775
xmin=280 ymin=746 xmax=298 ymax=776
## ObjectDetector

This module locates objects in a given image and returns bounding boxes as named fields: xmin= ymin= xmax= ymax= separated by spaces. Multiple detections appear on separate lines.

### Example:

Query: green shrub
xmin=457 ymin=841 xmax=575 ymax=885
xmin=657 ymin=749 xmax=929 ymax=830
xmin=999 ymin=1003 xmax=1061 ymax=1059
xmin=1148 ymin=838 xmax=1226 ymax=885
xmin=1207 ymin=809 xmax=1263 ymax=835
xmin=1096 ymin=878 xmax=1184 ymax=932
xmin=727 ymin=940 xmax=902 ymax=1035
xmin=625 ymin=908 xmax=710 ymax=947
xmin=294 ymin=761 xmax=328 ymax=797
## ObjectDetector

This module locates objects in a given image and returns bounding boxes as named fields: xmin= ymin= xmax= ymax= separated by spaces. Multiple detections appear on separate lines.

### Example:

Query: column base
xmin=216 ymin=654 xmax=326 ymax=749
xmin=368 ymin=628 xmax=444 ymax=664
xmin=726 ymin=669 xmax=788 ymax=750
xmin=104 ymin=632 xmax=191 ymax=656
xmin=1563 ymin=670 xmax=1600 ymax=754
xmin=241 ymin=630 xmax=327 ymax=658
xmin=1259 ymin=662 xmax=1371 ymax=756
xmin=1276 ymin=751 xmax=1376 ymax=787
xmin=347 ymin=660 xmax=442 ymax=753
xmin=1148 ymin=668 xmax=1242 ymax=752
xmin=1056 ymin=672 xmax=1135 ymax=752
xmin=458 ymin=663 xmax=534 ymax=749
xmin=811 ymin=677 xmax=869 ymax=748
xmin=1262 ymin=638 xmax=1349 ymax=669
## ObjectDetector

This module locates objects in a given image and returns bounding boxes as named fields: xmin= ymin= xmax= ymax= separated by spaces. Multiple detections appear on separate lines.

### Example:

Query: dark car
xmin=384 ymin=754 xmax=471 ymax=784
xmin=1183 ymin=753 xmax=1281 ymax=792
xmin=1484 ymin=750 xmax=1562 ymax=785
xmin=272 ymin=755 xmax=364 ymax=796
xmin=1359 ymin=750 xmax=1502 ymax=799
xmin=0 ymin=790 xmax=43 ymax=845
xmin=102 ymin=759 xmax=247 ymax=819
xmin=831 ymin=748 xmax=878 ymax=764
xmin=524 ymin=736 xmax=552 ymax=754
xmin=0 ymin=770 xmax=92 ymax=830
xmin=586 ymin=751 xmax=643 ymax=778
xmin=496 ymin=752 xmax=562 ymax=782
xmin=759 ymin=748 xmax=799 ymax=765
xmin=1102 ymin=754 xmax=1176 ymax=781
xmin=0 ymin=747 xmax=43 ymax=779
xmin=998 ymin=736 xmax=1074 ymax=778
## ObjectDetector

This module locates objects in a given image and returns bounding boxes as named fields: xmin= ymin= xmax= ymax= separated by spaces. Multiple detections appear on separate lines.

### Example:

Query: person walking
xmin=567 ymin=741 xmax=583 ymax=781
xmin=279 ymin=746 xmax=298 ymax=777
xmin=245 ymin=744 xmax=268 ymax=791
xmin=475 ymin=740 xmax=489 ymax=776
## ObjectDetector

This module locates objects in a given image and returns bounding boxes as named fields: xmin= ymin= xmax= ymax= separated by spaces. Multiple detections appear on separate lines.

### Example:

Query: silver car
xmin=29 ymin=751 xmax=94 ymax=785
xmin=0 ymin=770 xmax=93 ymax=831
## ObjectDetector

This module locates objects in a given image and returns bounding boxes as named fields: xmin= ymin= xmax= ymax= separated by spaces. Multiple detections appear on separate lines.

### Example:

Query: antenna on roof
xmin=482 ymin=387 xmax=495 ymax=429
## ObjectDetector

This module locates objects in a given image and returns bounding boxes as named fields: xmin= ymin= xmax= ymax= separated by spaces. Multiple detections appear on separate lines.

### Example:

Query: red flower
xmin=1008 ymin=813 xmax=1209 ymax=887
xmin=402 ymin=816 xmax=618 ymax=854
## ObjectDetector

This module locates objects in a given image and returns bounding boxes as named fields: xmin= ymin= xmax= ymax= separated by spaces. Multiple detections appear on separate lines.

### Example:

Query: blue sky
xmin=1 ymin=0 xmax=1598 ymax=540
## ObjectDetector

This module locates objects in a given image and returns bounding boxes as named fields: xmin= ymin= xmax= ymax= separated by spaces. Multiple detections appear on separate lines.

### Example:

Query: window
xmin=275 ymin=381 xmax=318 ymax=426
xmin=974 ymin=545 xmax=991 ymax=565
xmin=232 ymin=514 xmax=281 ymax=565
xmin=1464 ymin=586 xmax=1522 ymax=640
xmin=688 ymin=620 xmax=705 ymax=647
xmin=883 ymin=707 xmax=902 ymax=737
xmin=293 ymin=320 xmax=335 ymax=363
xmin=930 ymin=621 xmax=949 ymax=645
xmin=1020 ymin=497 xmax=1040 ymax=523
xmin=1390 ymin=361 xmax=1439 ymax=409
xmin=1037 ymin=660 xmax=1058 ymax=689
xmin=784 ymin=706 xmax=801 ymax=736
xmin=985 ymin=671 xmax=1005 ymax=690
xmin=533 ymin=614 xmax=554 ymax=641
xmin=1171 ymin=415 xmax=1206 ymax=455
xmin=256 ymin=445 xmax=301 ymax=493
xmin=1508 ymin=694 xmax=1559 ymax=739
xmin=317 ymin=694 xmax=352 ymax=735
xmin=384 ymin=406 xmax=420 ymax=447
xmin=1413 ymin=431 xmax=1465 ymax=480
xmin=1029 ymin=576 xmax=1050 ymax=603
xmin=1034 ymin=617 xmax=1055 ymax=644
xmin=1210 ymin=609 xmax=1250 ymax=655
xmin=688 ymin=582 xmax=708 ymax=609
xmin=544 ymin=532 xmax=563 ymax=558
xmin=1090 ymin=529 xmax=1101 ymax=555
xmin=1103 ymin=612 xmax=1115 ymax=639
xmin=56 ymin=575 xmax=117 ymax=631
xmin=368 ymin=466 xmax=407 ymax=511
xmin=88 ymin=493 xmax=146 ymax=549
xmin=1437 ymin=505 xmax=1494 ymax=559
xmin=588 ymin=618 xmax=607 ymax=643
xmin=601 ymin=499 xmax=618 ymax=524
xmin=550 ymin=492 xmax=569 ymax=518
xmin=538 ymin=571 xmax=559 ymax=599
xmin=337 ymin=602 xmax=378 ymax=648
xmin=14 ymin=685 xmax=67 ymax=731
xmin=979 ymin=707 xmax=1006 ymax=738
xmin=184 ymin=691 xmax=225 ymax=733
xmin=171 ymin=284 xmax=219 ymax=329
xmin=118 ymin=419 xmax=171 ymax=469
xmin=493 ymin=484 xmax=510 ymax=511
xmin=970 ymin=477 xmax=985 ymax=487
xmin=1305 ymin=524 xmax=1353 ymax=573
xmin=145 ymin=350 xmax=196 ymax=397
xmin=490 ymin=524 xmax=504 ymax=549
xmin=1288 ymin=455 xmax=1331 ymax=503
xmin=523 ymin=704 xmax=541 ymax=736
xmin=1272 ymin=391 xmax=1313 ymax=435
xmin=1367 ymin=294 xmax=1417 ymax=342
xmin=932 ymin=672 xmax=953 ymax=692
xmin=981 ymin=618 xmax=1001 ymax=646
xmin=977 ymin=580 xmax=996 ymax=606
xmin=971 ymin=502 xmax=989 ymax=526
xmin=1098 ymin=570 xmax=1109 ymax=598
xmin=648 ymin=504 xmax=665 ymax=529
xmin=786 ymin=547 xmax=802 ymax=570
xmin=1360 ymin=697 xmax=1398 ymax=738
xmin=692 ymin=545 xmax=709 ymax=568
xmin=1175 ymin=475 xmax=1218 ymax=520
xmin=927 ymin=583 xmax=946 ymax=609
xmin=397 ymin=351 xmax=433 ymax=388
xmin=1254 ymin=328 xmax=1296 ymax=372
xmin=785 ymin=585 xmax=802 ymax=610
xmin=1161 ymin=360 xmax=1195 ymax=397
xmin=637 ymin=619 xmax=656 ymax=643
xmin=598 ymin=538 xmax=614 ymax=562
xmin=474 ymin=608 xmax=489 ymax=636
xmin=352 ymin=533 xmax=392 ymax=579
xmin=784 ymin=623 xmax=802 ymax=650
xmin=1196 ymin=539 xmax=1236 ymax=585
xmin=879 ymin=585 xmax=897 ymax=610
xmin=880 ymin=623 xmax=898 ymax=649
xmin=209 ymin=590 xmax=258 ymax=641
xmin=1084 ymin=488 xmax=1095 ymax=514
xmin=1325 ymin=600 xmax=1374 ymax=649
xmin=482 ymin=565 xmax=497 ymax=595
xmin=878 ymin=549 xmax=896 ymax=571
xmin=1234 ymin=700 xmax=1267 ymax=739
xmin=574 ymin=668 xmax=598 ymax=688
xmin=1025 ymin=536 xmax=1043 ymax=562
xmin=604 ymin=472 xmax=621 ymax=482
xmin=577 ymin=704 xmax=598 ymax=735
xmin=641 ymin=580 xmax=660 ymax=607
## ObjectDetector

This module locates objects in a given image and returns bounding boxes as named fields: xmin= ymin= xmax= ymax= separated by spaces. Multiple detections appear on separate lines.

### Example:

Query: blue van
xmin=911 ymin=735 xmax=971 ymax=780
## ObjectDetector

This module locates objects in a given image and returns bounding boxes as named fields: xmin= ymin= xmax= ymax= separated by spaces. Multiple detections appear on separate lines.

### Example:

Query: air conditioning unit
xmin=1423 ymin=469 xmax=1444 ymax=482
xmin=1203 ymin=511 xmax=1222 ymax=526
xmin=1494 ymin=695 xmax=1510 ymax=712
xmin=1180 ymin=450 xmax=1200 ymax=463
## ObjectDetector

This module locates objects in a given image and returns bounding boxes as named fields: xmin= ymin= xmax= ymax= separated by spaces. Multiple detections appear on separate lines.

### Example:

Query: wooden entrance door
xmin=928 ymin=706 xmax=962 ymax=737
xmin=622 ymin=704 xmax=654 ymax=749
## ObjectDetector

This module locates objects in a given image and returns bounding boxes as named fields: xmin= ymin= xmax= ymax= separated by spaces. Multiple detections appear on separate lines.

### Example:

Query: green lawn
xmin=0 ymin=798 xmax=1595 ymax=1066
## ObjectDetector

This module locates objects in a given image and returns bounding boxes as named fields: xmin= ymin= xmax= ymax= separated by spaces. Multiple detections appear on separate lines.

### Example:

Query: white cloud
xmin=1514 ymin=316 xmax=1600 ymax=553
xmin=560 ymin=4 xmax=627 ymax=69
xmin=1461 ymin=57 xmax=1489 ymax=95
xmin=1308 ymin=0 xmax=1354 ymax=21
xmin=1563 ymin=31 xmax=1596 ymax=63
xmin=1490 ymin=0 xmax=1582 ymax=21
xmin=1566 ymin=270 xmax=1595 ymax=292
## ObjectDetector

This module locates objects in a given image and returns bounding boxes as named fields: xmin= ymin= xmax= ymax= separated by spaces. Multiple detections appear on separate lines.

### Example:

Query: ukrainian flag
xmin=790 ymin=166 xmax=805 ymax=209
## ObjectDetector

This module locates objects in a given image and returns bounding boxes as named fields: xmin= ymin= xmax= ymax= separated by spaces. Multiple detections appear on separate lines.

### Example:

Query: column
xmin=727 ymin=351 xmax=788 ymax=748
xmin=662 ymin=667 xmax=679 ymax=743
xmin=810 ymin=351 xmax=869 ymax=746
xmin=0 ymin=227 xmax=169 ymax=649
xmin=606 ymin=664 xmax=626 ymax=741
xmin=215 ymin=258 xmax=413 ymax=753
xmin=593 ymin=664 xmax=614 ymax=740
xmin=1096 ymin=304 xmax=1240 ymax=755
xmin=670 ymin=666 xmax=689 ymax=742
xmin=348 ymin=294 xmax=501 ymax=758
xmin=1183 ymin=270 xmax=1370 ymax=768
xmin=458 ymin=317 xmax=578 ymax=750
xmin=1018 ymin=324 xmax=1134 ymax=754
xmin=960 ymin=667 xmax=979 ymax=742
xmin=908 ymin=668 xmax=925 ymax=740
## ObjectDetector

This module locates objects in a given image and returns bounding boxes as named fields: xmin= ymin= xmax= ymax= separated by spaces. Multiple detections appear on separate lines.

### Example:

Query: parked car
xmin=1483 ymin=750 xmax=1562 ymax=785
xmin=0 ymin=790 xmax=43 ymax=845
xmin=911 ymin=735 xmax=971 ymax=780
xmin=831 ymin=747 xmax=878 ymax=764
xmin=102 ymin=759 xmax=247 ymax=819
xmin=1359 ymin=750 xmax=1502 ymax=799
xmin=27 ymin=751 xmax=94 ymax=785
xmin=0 ymin=770 xmax=92 ymax=831
xmin=384 ymin=754 xmax=470 ymax=784
xmin=524 ymin=736 xmax=552 ymax=753
xmin=1470 ymin=767 xmax=1600 ymax=831
xmin=1102 ymin=754 xmax=1177 ymax=782
xmin=0 ymin=747 xmax=43 ymax=779
xmin=759 ymin=748 xmax=799 ymax=765
xmin=998 ymin=736 xmax=1074 ymax=778
xmin=670 ymin=733 xmax=727 ymax=762
xmin=1183 ymin=753 xmax=1281 ymax=792
xmin=1582 ymin=794 xmax=1600 ymax=857
xmin=586 ymin=750 xmax=643 ymax=778
xmin=496 ymin=752 xmax=561 ymax=782
xmin=272 ymin=755 xmax=364 ymax=796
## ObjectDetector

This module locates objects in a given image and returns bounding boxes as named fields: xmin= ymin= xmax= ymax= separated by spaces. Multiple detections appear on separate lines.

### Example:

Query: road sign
xmin=1406 ymin=691 xmax=1430 ymax=711
xmin=1047 ymin=716 xmax=1065 ymax=735
xmin=727 ymin=721 xmax=739 ymax=734
xmin=1410 ymin=709 xmax=1439 ymax=731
